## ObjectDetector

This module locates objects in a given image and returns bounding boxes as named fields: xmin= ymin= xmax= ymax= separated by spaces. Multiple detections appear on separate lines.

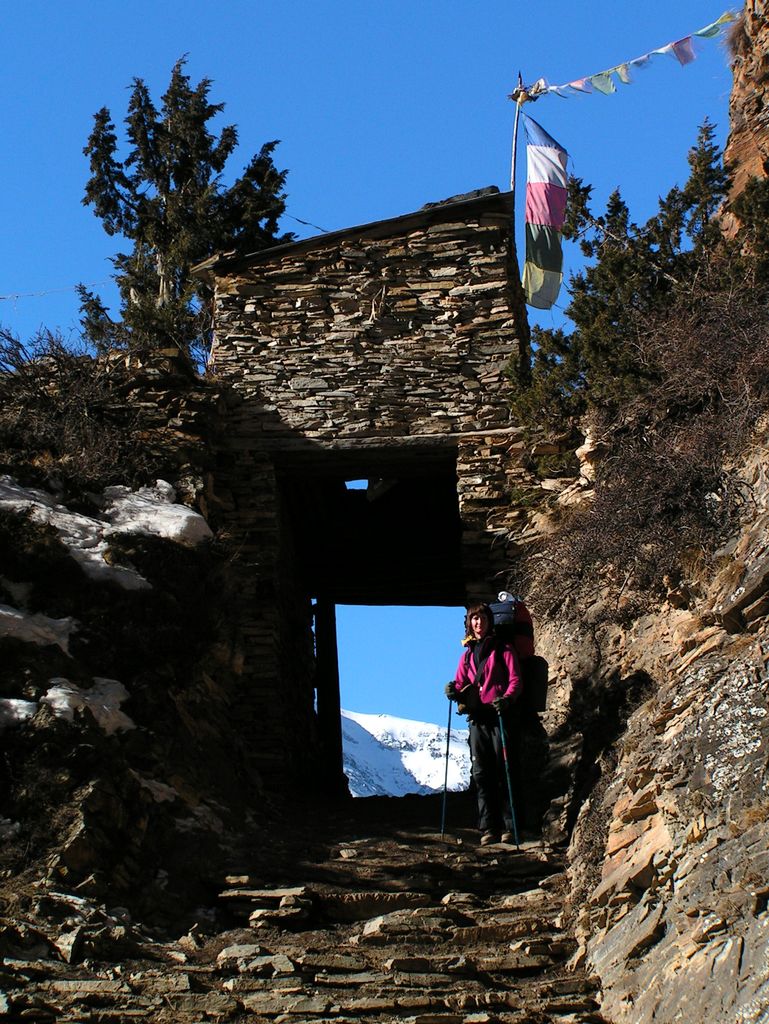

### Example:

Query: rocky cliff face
xmin=535 ymin=421 xmax=769 ymax=1023
xmin=724 ymin=1 xmax=769 ymax=201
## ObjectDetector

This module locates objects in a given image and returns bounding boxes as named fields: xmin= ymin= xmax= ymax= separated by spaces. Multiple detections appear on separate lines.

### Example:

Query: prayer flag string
xmin=512 ymin=11 xmax=736 ymax=104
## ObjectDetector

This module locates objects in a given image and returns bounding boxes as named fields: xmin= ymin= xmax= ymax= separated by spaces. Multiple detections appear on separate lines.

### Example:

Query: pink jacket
xmin=453 ymin=639 xmax=523 ymax=706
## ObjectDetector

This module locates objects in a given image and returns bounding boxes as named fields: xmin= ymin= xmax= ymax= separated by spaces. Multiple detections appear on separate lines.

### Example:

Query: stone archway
xmin=199 ymin=188 xmax=537 ymax=794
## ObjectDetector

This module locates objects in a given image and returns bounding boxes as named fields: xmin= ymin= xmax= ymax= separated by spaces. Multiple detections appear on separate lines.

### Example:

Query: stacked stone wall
xmin=209 ymin=204 xmax=522 ymax=441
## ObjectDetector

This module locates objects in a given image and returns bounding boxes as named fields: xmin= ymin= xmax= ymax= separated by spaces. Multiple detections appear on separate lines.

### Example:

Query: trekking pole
xmin=497 ymin=711 xmax=520 ymax=848
xmin=440 ymin=699 xmax=453 ymax=837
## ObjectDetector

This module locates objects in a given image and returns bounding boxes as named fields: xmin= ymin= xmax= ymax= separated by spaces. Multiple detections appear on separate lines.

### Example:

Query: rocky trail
xmin=1 ymin=793 xmax=605 ymax=1023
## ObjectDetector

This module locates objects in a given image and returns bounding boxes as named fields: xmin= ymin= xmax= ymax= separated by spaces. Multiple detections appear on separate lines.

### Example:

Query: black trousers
xmin=468 ymin=713 xmax=521 ymax=834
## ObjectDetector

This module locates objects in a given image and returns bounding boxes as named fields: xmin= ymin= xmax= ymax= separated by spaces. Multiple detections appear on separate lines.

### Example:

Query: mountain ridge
xmin=341 ymin=708 xmax=470 ymax=798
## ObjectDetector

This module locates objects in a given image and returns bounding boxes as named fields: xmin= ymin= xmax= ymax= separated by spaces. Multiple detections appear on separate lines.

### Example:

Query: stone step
xmin=4 ymin=814 xmax=601 ymax=1024
xmin=4 ymin=970 xmax=601 ymax=1023
xmin=220 ymin=886 xmax=439 ymax=930
xmin=231 ymin=986 xmax=603 ymax=1021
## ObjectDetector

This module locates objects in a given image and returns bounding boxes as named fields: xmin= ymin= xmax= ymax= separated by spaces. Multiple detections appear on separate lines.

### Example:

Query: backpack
xmin=488 ymin=592 xmax=549 ymax=713
xmin=488 ymin=592 xmax=535 ymax=659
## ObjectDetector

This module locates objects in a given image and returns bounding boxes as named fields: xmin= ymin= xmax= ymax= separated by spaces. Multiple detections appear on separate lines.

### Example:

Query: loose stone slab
xmin=313 ymin=970 xmax=383 ymax=986
xmin=216 ymin=942 xmax=263 ymax=964
xmin=219 ymin=885 xmax=312 ymax=901
xmin=250 ymin=905 xmax=310 ymax=928
xmin=384 ymin=956 xmax=432 ymax=972
xmin=242 ymin=991 xmax=335 ymax=1015
xmin=241 ymin=953 xmax=298 ymax=975
xmin=296 ymin=953 xmax=369 ymax=973
xmin=48 ymin=979 xmax=130 ymax=995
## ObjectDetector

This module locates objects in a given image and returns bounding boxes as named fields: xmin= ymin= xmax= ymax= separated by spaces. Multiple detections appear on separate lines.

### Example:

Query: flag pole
xmin=508 ymin=73 xmax=532 ymax=378
xmin=509 ymin=73 xmax=527 ymax=235
xmin=510 ymin=72 xmax=524 ymax=193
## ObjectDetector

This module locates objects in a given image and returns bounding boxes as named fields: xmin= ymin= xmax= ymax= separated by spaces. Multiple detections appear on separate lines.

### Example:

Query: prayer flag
xmin=589 ymin=72 xmax=616 ymax=95
xmin=522 ymin=115 xmax=569 ymax=310
xmin=695 ymin=12 xmax=735 ymax=38
xmin=671 ymin=37 xmax=697 ymax=65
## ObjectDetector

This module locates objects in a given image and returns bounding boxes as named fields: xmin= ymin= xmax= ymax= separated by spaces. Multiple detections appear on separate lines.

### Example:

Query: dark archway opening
xmin=276 ymin=448 xmax=464 ymax=791
xmin=277 ymin=449 xmax=464 ymax=606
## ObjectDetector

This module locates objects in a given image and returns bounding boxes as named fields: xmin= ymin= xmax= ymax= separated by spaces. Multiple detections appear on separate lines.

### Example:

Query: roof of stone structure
xmin=193 ymin=186 xmax=514 ymax=278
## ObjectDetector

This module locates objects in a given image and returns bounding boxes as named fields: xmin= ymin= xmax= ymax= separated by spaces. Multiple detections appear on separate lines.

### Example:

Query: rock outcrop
xmin=724 ymin=1 xmax=769 ymax=202
xmin=0 ymin=354 xmax=260 ymax=923
xmin=532 ymin=422 xmax=769 ymax=1023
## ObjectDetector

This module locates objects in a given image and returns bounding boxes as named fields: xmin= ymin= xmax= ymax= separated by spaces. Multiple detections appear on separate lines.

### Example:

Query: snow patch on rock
xmin=0 ymin=698 xmax=38 ymax=731
xmin=102 ymin=481 xmax=213 ymax=547
xmin=0 ymin=475 xmax=212 ymax=591
xmin=40 ymin=678 xmax=136 ymax=735
xmin=0 ymin=603 xmax=78 ymax=653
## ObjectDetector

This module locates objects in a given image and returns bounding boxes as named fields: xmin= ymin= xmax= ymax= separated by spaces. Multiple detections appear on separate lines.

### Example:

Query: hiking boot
xmin=500 ymin=831 xmax=515 ymax=844
xmin=480 ymin=831 xmax=499 ymax=847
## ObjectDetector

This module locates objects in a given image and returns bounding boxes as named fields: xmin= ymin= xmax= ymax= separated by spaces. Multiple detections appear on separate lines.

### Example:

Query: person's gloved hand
xmin=493 ymin=694 xmax=515 ymax=714
xmin=444 ymin=682 xmax=459 ymax=701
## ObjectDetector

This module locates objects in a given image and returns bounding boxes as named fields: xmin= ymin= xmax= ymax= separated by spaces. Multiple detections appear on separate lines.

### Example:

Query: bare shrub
xmin=725 ymin=12 xmax=750 ymax=59
xmin=0 ymin=329 xmax=156 ymax=492
xmin=528 ymin=271 xmax=769 ymax=618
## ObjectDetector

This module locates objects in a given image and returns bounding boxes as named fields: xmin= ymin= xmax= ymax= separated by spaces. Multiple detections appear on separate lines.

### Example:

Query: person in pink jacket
xmin=445 ymin=603 xmax=523 ymax=846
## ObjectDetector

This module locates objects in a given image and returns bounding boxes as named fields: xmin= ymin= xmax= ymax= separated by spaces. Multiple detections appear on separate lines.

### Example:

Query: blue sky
xmin=2 ymin=2 xmax=736 ymax=724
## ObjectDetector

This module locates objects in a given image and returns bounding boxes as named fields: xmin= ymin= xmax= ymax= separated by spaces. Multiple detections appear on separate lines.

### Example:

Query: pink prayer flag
xmin=671 ymin=37 xmax=696 ymax=65
xmin=568 ymin=78 xmax=593 ymax=94
xmin=525 ymin=181 xmax=568 ymax=230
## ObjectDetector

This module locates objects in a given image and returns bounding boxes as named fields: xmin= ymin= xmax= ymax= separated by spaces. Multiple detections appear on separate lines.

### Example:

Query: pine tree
xmin=79 ymin=58 xmax=291 ymax=361
xmin=517 ymin=122 xmax=769 ymax=613
xmin=681 ymin=118 xmax=730 ymax=244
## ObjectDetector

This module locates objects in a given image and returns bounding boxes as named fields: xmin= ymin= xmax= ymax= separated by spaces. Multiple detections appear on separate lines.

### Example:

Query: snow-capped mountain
xmin=341 ymin=709 xmax=470 ymax=798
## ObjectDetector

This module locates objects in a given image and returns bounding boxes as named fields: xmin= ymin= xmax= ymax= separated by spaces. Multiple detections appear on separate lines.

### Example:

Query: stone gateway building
xmin=197 ymin=187 xmax=537 ymax=794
